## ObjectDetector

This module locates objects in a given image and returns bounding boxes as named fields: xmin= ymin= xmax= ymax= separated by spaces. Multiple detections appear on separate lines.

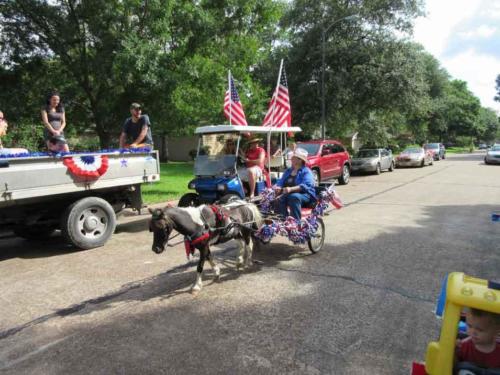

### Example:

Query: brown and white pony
xmin=149 ymin=200 xmax=262 ymax=293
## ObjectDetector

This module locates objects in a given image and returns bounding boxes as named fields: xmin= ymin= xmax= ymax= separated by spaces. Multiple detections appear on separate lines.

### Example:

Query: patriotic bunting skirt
xmin=63 ymin=155 xmax=109 ymax=178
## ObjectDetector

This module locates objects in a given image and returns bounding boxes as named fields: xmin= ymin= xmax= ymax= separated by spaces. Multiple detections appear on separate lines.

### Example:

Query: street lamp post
xmin=320 ymin=14 xmax=358 ymax=140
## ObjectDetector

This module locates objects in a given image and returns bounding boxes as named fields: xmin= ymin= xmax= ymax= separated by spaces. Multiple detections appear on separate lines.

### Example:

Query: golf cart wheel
xmin=61 ymin=197 xmax=116 ymax=250
xmin=338 ymin=164 xmax=350 ymax=185
xmin=219 ymin=193 xmax=241 ymax=204
xmin=13 ymin=224 xmax=57 ymax=240
xmin=308 ymin=217 xmax=325 ymax=253
xmin=178 ymin=193 xmax=200 ymax=207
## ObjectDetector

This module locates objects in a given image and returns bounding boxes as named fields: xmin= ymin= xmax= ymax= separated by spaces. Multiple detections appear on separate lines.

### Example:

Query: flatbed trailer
xmin=0 ymin=150 xmax=160 ymax=249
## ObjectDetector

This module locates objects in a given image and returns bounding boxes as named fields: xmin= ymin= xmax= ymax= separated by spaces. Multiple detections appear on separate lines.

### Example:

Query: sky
xmin=412 ymin=0 xmax=500 ymax=112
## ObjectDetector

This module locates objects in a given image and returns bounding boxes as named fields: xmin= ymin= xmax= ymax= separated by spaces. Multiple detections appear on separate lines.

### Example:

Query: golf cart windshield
xmin=194 ymin=134 xmax=238 ymax=176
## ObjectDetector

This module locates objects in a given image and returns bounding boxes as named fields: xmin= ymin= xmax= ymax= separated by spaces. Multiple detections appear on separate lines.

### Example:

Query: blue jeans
xmin=278 ymin=193 xmax=313 ymax=220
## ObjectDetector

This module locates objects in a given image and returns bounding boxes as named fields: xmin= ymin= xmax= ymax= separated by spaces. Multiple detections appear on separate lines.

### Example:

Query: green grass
xmin=142 ymin=162 xmax=193 ymax=204
xmin=446 ymin=146 xmax=473 ymax=154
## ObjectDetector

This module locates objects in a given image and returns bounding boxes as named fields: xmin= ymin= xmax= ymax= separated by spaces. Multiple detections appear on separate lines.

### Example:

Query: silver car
xmin=396 ymin=147 xmax=434 ymax=167
xmin=484 ymin=145 xmax=500 ymax=164
xmin=351 ymin=148 xmax=395 ymax=174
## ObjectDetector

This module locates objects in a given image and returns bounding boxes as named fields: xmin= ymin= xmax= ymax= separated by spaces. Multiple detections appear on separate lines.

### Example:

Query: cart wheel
xmin=61 ymin=197 xmax=116 ymax=249
xmin=178 ymin=193 xmax=200 ymax=207
xmin=308 ymin=217 xmax=325 ymax=253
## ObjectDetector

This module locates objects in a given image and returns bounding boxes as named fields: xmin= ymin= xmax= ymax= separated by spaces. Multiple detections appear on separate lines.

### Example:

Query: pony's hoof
xmin=213 ymin=274 xmax=221 ymax=282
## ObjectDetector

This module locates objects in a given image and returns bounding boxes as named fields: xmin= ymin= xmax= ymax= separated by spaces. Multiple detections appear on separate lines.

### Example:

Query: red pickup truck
xmin=297 ymin=140 xmax=351 ymax=185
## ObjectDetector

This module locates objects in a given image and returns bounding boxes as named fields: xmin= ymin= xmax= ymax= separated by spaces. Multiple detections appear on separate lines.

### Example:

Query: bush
xmin=2 ymin=121 xmax=44 ymax=151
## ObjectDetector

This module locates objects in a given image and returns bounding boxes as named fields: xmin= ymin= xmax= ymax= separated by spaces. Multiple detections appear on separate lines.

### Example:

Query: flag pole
xmin=228 ymin=70 xmax=232 ymax=125
xmin=270 ymin=59 xmax=284 ymax=127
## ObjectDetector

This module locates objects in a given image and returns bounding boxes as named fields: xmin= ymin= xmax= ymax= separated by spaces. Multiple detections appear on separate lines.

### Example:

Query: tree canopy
xmin=0 ymin=0 xmax=498 ymax=150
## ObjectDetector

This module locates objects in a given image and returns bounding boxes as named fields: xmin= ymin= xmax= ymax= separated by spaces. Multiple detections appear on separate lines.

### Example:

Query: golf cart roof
xmin=195 ymin=125 xmax=302 ymax=135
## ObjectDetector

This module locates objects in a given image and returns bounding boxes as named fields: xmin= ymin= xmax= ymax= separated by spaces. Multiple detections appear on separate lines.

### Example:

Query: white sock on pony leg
xmin=235 ymin=239 xmax=245 ymax=269
xmin=192 ymin=273 xmax=203 ymax=292
xmin=244 ymin=240 xmax=254 ymax=267
xmin=208 ymin=258 xmax=220 ymax=278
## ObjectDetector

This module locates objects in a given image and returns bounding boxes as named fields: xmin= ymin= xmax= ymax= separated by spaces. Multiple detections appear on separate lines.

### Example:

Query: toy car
xmin=412 ymin=272 xmax=500 ymax=375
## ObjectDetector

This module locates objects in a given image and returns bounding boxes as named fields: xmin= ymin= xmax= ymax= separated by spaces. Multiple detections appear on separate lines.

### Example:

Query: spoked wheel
xmin=312 ymin=169 xmax=320 ymax=187
xmin=308 ymin=217 xmax=325 ymax=253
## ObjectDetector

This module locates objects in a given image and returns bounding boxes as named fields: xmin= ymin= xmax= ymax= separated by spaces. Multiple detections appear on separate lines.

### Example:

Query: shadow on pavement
xmin=1 ymin=203 xmax=499 ymax=374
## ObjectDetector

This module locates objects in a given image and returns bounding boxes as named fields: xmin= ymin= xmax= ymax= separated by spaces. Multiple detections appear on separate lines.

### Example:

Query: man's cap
xmin=130 ymin=102 xmax=142 ymax=110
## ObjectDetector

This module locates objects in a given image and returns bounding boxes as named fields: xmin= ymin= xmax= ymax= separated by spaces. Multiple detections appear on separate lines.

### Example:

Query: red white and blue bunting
xmin=63 ymin=155 xmax=109 ymax=178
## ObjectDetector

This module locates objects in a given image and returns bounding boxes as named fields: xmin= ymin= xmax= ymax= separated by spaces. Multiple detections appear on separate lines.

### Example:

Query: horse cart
xmin=1 ymin=150 xmax=160 ymax=249
xmin=149 ymin=125 xmax=342 ymax=292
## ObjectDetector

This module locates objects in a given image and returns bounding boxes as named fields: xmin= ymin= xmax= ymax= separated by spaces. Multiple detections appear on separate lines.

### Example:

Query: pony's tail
xmin=247 ymin=203 xmax=263 ymax=229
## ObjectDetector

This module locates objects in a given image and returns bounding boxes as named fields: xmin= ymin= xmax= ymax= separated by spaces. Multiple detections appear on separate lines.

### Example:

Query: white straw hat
xmin=292 ymin=148 xmax=308 ymax=163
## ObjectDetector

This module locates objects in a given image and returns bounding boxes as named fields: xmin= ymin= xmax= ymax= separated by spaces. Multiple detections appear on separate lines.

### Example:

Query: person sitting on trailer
xmin=119 ymin=103 xmax=153 ymax=149
xmin=274 ymin=148 xmax=316 ymax=220
xmin=0 ymin=111 xmax=28 ymax=156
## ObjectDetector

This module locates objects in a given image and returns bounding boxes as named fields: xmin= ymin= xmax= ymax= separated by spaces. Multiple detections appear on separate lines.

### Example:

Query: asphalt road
xmin=1 ymin=152 xmax=499 ymax=374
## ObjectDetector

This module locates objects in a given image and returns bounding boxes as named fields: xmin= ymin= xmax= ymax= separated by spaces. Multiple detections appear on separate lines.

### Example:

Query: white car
xmin=396 ymin=147 xmax=434 ymax=168
xmin=484 ymin=145 xmax=500 ymax=164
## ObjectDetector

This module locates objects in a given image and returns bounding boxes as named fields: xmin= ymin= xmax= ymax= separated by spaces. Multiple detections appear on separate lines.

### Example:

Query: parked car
xmin=396 ymin=147 xmax=434 ymax=168
xmin=351 ymin=148 xmax=395 ymax=175
xmin=484 ymin=144 xmax=500 ymax=164
xmin=423 ymin=143 xmax=445 ymax=160
xmin=477 ymin=143 xmax=488 ymax=150
xmin=297 ymin=140 xmax=351 ymax=185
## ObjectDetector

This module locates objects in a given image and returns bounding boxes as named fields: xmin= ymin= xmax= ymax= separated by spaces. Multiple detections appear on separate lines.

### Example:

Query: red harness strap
xmin=184 ymin=205 xmax=228 ymax=258
xmin=184 ymin=232 xmax=210 ymax=257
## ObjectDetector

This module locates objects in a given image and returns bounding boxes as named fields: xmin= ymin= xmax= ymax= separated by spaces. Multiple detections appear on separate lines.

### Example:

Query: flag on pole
xmin=262 ymin=62 xmax=291 ymax=128
xmin=224 ymin=73 xmax=247 ymax=126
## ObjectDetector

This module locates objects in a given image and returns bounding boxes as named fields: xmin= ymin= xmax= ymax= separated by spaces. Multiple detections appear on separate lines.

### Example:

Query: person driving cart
xmin=239 ymin=137 xmax=265 ymax=198
xmin=274 ymin=148 xmax=316 ymax=220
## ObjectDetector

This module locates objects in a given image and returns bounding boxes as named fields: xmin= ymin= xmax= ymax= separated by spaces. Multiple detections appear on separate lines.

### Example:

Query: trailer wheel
xmin=13 ymin=225 xmax=57 ymax=240
xmin=61 ymin=197 xmax=116 ymax=249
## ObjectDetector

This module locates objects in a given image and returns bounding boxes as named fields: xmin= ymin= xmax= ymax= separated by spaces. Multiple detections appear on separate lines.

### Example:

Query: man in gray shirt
xmin=119 ymin=103 xmax=153 ymax=149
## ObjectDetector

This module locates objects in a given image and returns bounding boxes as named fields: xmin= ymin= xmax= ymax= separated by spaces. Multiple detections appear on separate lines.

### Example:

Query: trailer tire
xmin=61 ymin=197 xmax=116 ymax=249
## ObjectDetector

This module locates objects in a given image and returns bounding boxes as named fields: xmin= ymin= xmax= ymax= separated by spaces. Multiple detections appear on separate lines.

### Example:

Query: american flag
xmin=224 ymin=76 xmax=247 ymax=126
xmin=262 ymin=65 xmax=291 ymax=127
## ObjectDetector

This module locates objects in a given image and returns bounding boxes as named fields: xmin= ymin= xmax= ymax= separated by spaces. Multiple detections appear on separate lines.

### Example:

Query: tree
xmin=268 ymin=0 xmax=425 ymax=142
xmin=1 ymin=0 xmax=284 ymax=147
xmin=477 ymin=107 xmax=499 ymax=142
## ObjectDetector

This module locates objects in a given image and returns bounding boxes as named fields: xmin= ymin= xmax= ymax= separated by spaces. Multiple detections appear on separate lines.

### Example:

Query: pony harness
xmin=183 ymin=205 xmax=231 ymax=257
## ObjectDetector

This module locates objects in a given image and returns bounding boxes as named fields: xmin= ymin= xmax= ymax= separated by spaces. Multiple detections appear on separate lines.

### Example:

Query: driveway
xmin=0 ymin=152 xmax=498 ymax=374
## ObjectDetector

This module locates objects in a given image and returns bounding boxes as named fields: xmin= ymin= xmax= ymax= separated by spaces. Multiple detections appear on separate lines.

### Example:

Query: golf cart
xmin=178 ymin=125 xmax=301 ymax=207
